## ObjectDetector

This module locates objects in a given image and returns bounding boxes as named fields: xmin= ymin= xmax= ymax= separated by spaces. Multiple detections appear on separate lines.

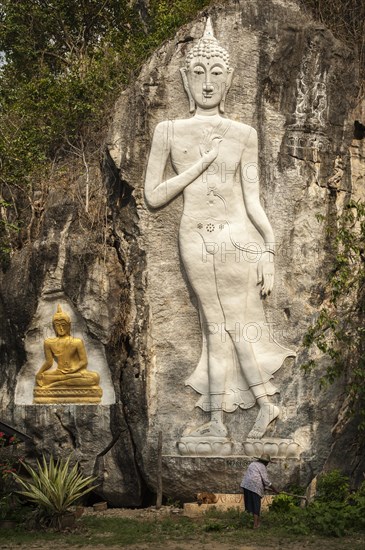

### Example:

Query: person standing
xmin=240 ymin=454 xmax=278 ymax=529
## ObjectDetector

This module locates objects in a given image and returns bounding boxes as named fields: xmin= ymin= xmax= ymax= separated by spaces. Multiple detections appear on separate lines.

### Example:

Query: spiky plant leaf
xmin=12 ymin=454 xmax=98 ymax=523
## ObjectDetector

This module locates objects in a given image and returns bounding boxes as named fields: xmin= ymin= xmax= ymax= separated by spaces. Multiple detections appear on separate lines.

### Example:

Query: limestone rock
xmin=0 ymin=0 xmax=364 ymax=504
xmin=107 ymin=0 xmax=362 ymax=495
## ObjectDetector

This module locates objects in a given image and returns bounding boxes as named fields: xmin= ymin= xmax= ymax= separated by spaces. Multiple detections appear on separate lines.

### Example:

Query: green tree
xmin=0 ymin=0 xmax=212 ymax=262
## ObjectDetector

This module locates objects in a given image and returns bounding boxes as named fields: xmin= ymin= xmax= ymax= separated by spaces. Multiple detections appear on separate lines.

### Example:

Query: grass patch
xmin=81 ymin=516 xmax=198 ymax=546
xmin=0 ymin=511 xmax=364 ymax=549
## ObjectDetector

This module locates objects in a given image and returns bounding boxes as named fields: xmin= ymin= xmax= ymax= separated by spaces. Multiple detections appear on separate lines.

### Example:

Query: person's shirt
xmin=240 ymin=461 xmax=272 ymax=497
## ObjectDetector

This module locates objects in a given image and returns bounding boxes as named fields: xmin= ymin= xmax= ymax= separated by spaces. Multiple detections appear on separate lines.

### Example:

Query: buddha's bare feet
xmin=184 ymin=419 xmax=228 ymax=438
xmin=247 ymin=404 xmax=279 ymax=439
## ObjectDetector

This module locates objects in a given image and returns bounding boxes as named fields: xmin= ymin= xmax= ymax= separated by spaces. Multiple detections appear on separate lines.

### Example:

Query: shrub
xmin=265 ymin=472 xmax=365 ymax=537
xmin=0 ymin=433 xmax=24 ymax=521
xmin=12 ymin=454 xmax=97 ymax=529
xmin=269 ymin=493 xmax=297 ymax=513
xmin=305 ymin=501 xmax=348 ymax=537
xmin=316 ymin=470 xmax=350 ymax=503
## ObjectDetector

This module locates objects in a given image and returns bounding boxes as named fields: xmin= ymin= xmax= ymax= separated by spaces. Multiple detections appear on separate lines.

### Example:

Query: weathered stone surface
xmin=8 ymin=404 xmax=142 ymax=507
xmin=107 ymin=0 xmax=362 ymax=495
xmin=0 ymin=191 xmax=147 ymax=504
xmin=0 ymin=0 xmax=364 ymax=505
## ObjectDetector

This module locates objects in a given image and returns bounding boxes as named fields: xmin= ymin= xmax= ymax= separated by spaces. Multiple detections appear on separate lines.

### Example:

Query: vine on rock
xmin=303 ymin=200 xmax=365 ymax=428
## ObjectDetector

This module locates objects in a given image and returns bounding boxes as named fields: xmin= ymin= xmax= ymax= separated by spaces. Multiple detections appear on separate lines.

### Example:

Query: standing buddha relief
xmin=144 ymin=19 xmax=295 ymax=454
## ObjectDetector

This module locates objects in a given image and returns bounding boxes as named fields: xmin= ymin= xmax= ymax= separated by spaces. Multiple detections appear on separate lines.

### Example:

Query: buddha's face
xmin=186 ymin=56 xmax=232 ymax=110
xmin=53 ymin=319 xmax=71 ymax=337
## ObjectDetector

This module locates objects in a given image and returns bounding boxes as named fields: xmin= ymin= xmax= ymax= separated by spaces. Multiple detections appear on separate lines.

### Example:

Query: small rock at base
xmin=93 ymin=501 xmax=108 ymax=512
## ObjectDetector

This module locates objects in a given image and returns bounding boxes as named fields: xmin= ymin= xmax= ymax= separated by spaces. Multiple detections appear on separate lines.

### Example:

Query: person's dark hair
xmin=258 ymin=453 xmax=271 ymax=464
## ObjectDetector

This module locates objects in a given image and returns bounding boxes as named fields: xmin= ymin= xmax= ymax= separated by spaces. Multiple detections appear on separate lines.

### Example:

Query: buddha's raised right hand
xmin=199 ymin=134 xmax=222 ymax=160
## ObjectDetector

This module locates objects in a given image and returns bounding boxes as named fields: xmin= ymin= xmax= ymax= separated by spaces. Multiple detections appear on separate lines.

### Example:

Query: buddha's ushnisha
xmin=180 ymin=17 xmax=232 ymax=115
xmin=185 ymin=18 xmax=230 ymax=68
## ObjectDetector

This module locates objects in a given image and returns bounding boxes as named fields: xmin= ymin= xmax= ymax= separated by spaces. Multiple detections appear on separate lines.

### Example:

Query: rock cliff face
xmin=0 ymin=0 xmax=364 ymax=504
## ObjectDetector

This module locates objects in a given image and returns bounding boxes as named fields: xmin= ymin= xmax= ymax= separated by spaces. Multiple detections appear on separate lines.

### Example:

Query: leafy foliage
xmin=269 ymin=493 xmax=297 ymax=513
xmin=0 ymin=433 xmax=24 ymax=521
xmin=0 ymin=0 xmax=213 ymax=262
xmin=268 ymin=473 xmax=365 ymax=537
xmin=12 ymin=454 xmax=97 ymax=529
xmin=303 ymin=200 xmax=365 ymax=427
xmin=1 ymin=477 xmax=365 ymax=542
xmin=316 ymin=469 xmax=350 ymax=503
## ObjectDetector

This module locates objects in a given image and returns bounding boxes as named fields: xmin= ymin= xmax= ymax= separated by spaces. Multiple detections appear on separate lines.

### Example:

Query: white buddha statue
xmin=144 ymin=19 xmax=294 ymax=446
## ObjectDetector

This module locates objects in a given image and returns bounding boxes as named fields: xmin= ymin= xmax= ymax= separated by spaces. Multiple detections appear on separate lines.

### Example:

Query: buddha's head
xmin=180 ymin=18 xmax=233 ymax=113
xmin=52 ymin=304 xmax=71 ymax=337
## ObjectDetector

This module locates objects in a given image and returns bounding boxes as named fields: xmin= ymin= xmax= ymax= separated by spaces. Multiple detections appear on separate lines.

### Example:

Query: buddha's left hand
xmin=257 ymin=254 xmax=275 ymax=296
xmin=36 ymin=373 xmax=45 ymax=387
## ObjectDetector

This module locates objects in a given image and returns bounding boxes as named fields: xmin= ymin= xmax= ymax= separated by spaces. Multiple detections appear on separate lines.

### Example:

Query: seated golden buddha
xmin=33 ymin=305 xmax=102 ymax=404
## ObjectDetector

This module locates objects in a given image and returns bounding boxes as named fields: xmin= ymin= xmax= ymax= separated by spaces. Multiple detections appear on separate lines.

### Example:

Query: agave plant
xmin=12 ymin=454 xmax=97 ymax=528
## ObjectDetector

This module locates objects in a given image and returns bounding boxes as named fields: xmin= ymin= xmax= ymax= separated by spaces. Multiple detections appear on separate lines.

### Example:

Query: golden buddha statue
xmin=33 ymin=305 xmax=102 ymax=404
